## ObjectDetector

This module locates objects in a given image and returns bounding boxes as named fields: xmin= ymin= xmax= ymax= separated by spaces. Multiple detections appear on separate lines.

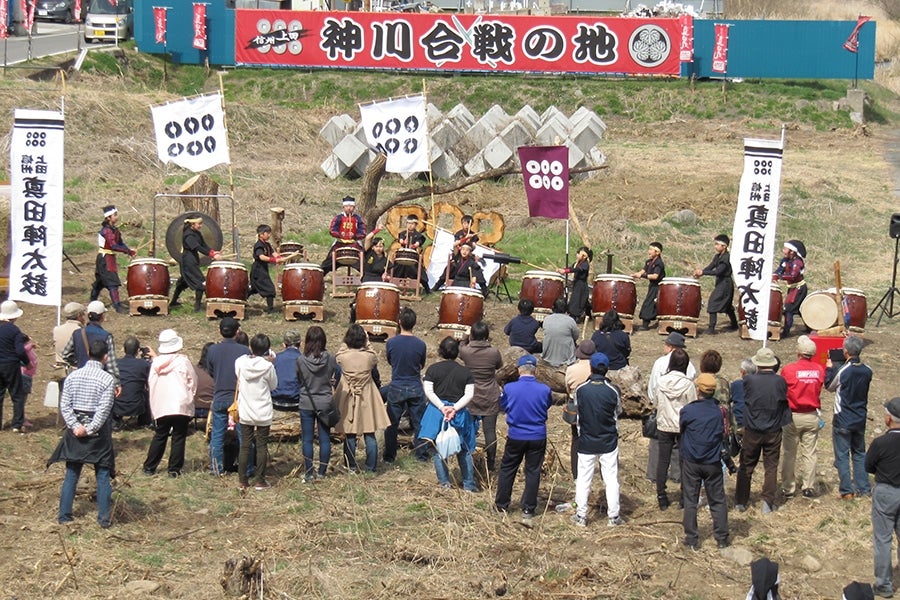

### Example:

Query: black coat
xmin=701 ymin=251 xmax=734 ymax=314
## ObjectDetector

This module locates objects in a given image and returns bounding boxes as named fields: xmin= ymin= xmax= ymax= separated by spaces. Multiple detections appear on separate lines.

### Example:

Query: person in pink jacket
xmin=142 ymin=329 xmax=196 ymax=478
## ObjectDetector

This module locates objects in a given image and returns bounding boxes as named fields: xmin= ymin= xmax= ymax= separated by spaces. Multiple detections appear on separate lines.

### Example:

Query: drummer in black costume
xmin=632 ymin=241 xmax=665 ymax=331
xmin=361 ymin=231 xmax=389 ymax=283
xmin=557 ymin=245 xmax=593 ymax=323
xmin=170 ymin=214 xmax=221 ymax=312
xmin=437 ymin=242 xmax=487 ymax=297
xmin=391 ymin=215 xmax=431 ymax=294
xmin=249 ymin=224 xmax=286 ymax=314
xmin=693 ymin=234 xmax=739 ymax=335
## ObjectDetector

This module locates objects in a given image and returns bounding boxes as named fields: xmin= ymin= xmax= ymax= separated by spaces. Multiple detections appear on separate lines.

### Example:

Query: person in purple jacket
xmin=493 ymin=354 xmax=553 ymax=523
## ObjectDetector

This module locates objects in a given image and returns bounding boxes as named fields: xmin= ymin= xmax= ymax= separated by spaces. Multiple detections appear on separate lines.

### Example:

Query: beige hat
xmin=797 ymin=335 xmax=817 ymax=358
xmin=751 ymin=347 xmax=778 ymax=368
xmin=695 ymin=373 xmax=718 ymax=396
xmin=157 ymin=329 xmax=183 ymax=354
xmin=63 ymin=302 xmax=86 ymax=319
xmin=0 ymin=300 xmax=23 ymax=321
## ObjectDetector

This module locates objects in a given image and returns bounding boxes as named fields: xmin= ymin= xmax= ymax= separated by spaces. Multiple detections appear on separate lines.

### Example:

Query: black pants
xmin=143 ymin=414 xmax=191 ymax=474
xmin=0 ymin=362 xmax=26 ymax=429
xmin=494 ymin=437 xmax=546 ymax=514
xmin=657 ymin=431 xmax=682 ymax=501
xmin=682 ymin=460 xmax=729 ymax=546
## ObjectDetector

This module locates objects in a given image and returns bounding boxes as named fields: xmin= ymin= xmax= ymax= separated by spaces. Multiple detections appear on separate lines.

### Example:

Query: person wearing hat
xmin=89 ymin=205 xmax=136 ymax=315
xmin=142 ymin=330 xmax=196 ymax=478
xmin=827 ymin=334 xmax=874 ymax=500
xmin=494 ymin=354 xmax=553 ymax=523
xmin=571 ymin=352 xmax=625 ymax=527
xmin=679 ymin=373 xmax=731 ymax=550
xmin=321 ymin=196 xmax=367 ymax=276
xmin=270 ymin=330 xmax=302 ymax=412
xmin=206 ymin=317 xmax=251 ymax=475
xmin=779 ymin=335 xmax=826 ymax=499
xmin=53 ymin=303 xmax=85 ymax=367
xmin=61 ymin=300 xmax=120 ymax=387
xmin=0 ymin=300 xmax=31 ymax=432
xmin=693 ymin=234 xmax=739 ymax=335
xmin=171 ymin=214 xmax=222 ymax=312
xmin=632 ymin=241 xmax=665 ymax=331
xmin=772 ymin=239 xmax=808 ymax=337
xmin=735 ymin=347 xmax=791 ymax=514
xmin=646 ymin=331 xmax=696 ymax=484
xmin=391 ymin=214 xmax=431 ymax=294
xmin=865 ymin=398 xmax=900 ymax=598
xmin=557 ymin=245 xmax=594 ymax=322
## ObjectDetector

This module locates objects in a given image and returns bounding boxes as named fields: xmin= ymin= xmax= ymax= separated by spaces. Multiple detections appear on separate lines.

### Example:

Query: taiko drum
xmin=520 ymin=271 xmax=565 ymax=313
xmin=394 ymin=248 xmax=420 ymax=267
xmin=657 ymin=277 xmax=702 ymax=321
xmin=591 ymin=274 xmax=637 ymax=320
xmin=738 ymin=287 xmax=784 ymax=328
xmin=205 ymin=261 xmax=249 ymax=302
xmin=281 ymin=263 xmax=324 ymax=303
xmin=355 ymin=282 xmax=401 ymax=329
xmin=126 ymin=258 xmax=170 ymax=299
xmin=800 ymin=288 xmax=867 ymax=332
xmin=439 ymin=286 xmax=484 ymax=332
xmin=334 ymin=245 xmax=362 ymax=267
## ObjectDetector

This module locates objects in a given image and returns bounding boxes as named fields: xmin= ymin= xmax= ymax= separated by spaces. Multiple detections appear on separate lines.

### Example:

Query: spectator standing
xmin=0 ymin=301 xmax=31 ymax=432
xmin=206 ymin=317 xmax=250 ymax=475
xmin=459 ymin=321 xmax=504 ymax=473
xmin=654 ymin=347 xmax=696 ymax=510
xmin=271 ymin=330 xmax=302 ymax=412
xmin=235 ymin=334 xmax=278 ymax=490
xmin=61 ymin=301 xmax=120 ymax=386
xmin=193 ymin=343 xmax=215 ymax=420
xmin=780 ymin=335 xmax=825 ymax=499
xmin=381 ymin=308 xmax=429 ymax=463
xmin=565 ymin=340 xmax=596 ymax=478
xmin=297 ymin=326 xmax=339 ymax=482
xmin=865 ymin=397 xmax=900 ymax=599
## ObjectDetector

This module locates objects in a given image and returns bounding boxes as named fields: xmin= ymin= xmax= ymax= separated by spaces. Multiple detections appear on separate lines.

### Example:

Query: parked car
xmin=36 ymin=0 xmax=88 ymax=23
xmin=84 ymin=0 xmax=133 ymax=43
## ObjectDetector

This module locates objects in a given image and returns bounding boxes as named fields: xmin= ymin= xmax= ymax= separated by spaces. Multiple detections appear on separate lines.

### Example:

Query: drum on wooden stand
xmin=127 ymin=258 xmax=170 ymax=299
xmin=520 ymin=271 xmax=565 ymax=319
xmin=591 ymin=274 xmax=637 ymax=330
xmin=394 ymin=248 xmax=420 ymax=267
xmin=737 ymin=287 xmax=783 ymax=339
xmin=356 ymin=282 xmax=401 ymax=338
xmin=278 ymin=242 xmax=306 ymax=265
xmin=334 ymin=245 xmax=362 ymax=268
xmin=438 ymin=286 xmax=484 ymax=338
xmin=657 ymin=277 xmax=702 ymax=336
xmin=282 ymin=263 xmax=324 ymax=321
xmin=205 ymin=262 xmax=249 ymax=319
xmin=800 ymin=288 xmax=867 ymax=333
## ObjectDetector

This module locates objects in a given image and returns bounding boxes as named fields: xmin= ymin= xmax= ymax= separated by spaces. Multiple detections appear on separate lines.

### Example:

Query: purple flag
xmin=518 ymin=145 xmax=569 ymax=219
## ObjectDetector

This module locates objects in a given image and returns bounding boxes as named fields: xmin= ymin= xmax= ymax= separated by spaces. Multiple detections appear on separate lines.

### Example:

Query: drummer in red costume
xmin=90 ymin=205 xmax=136 ymax=315
xmin=772 ymin=239 xmax=808 ymax=338
xmin=321 ymin=196 xmax=366 ymax=275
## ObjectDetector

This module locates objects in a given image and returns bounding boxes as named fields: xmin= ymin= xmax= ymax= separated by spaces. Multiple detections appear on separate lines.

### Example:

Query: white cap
xmin=87 ymin=300 xmax=107 ymax=315
xmin=157 ymin=329 xmax=183 ymax=354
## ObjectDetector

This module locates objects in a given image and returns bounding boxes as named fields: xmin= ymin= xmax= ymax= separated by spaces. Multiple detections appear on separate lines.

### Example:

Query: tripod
xmin=489 ymin=265 xmax=513 ymax=303
xmin=870 ymin=236 xmax=900 ymax=326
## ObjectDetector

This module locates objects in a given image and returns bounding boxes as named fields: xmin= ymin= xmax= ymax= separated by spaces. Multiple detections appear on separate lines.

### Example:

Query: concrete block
xmin=566 ymin=141 xmax=585 ymax=169
xmin=350 ymin=149 xmax=376 ymax=177
xmin=589 ymin=146 xmax=607 ymax=166
xmin=483 ymin=104 xmax=511 ymax=126
xmin=464 ymin=150 xmax=487 ymax=177
xmin=534 ymin=120 xmax=568 ymax=146
xmin=570 ymin=118 xmax=604 ymax=153
xmin=447 ymin=103 xmax=476 ymax=130
xmin=431 ymin=119 xmax=464 ymax=151
xmin=319 ymin=114 xmax=357 ymax=148
xmin=353 ymin=122 xmax=369 ymax=144
xmin=333 ymin=134 xmax=369 ymax=168
xmin=482 ymin=137 xmax=513 ymax=170
xmin=426 ymin=102 xmax=444 ymax=126
xmin=498 ymin=120 xmax=532 ymax=151
xmin=465 ymin=119 xmax=499 ymax=152
xmin=514 ymin=105 xmax=541 ymax=134
xmin=569 ymin=107 xmax=607 ymax=136
xmin=432 ymin=150 xmax=461 ymax=179
xmin=321 ymin=153 xmax=351 ymax=179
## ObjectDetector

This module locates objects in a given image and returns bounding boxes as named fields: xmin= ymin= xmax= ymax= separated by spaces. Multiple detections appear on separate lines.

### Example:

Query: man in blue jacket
xmin=494 ymin=354 xmax=553 ymax=523
xmin=206 ymin=317 xmax=251 ymax=475
xmin=572 ymin=352 xmax=625 ymax=528
xmin=827 ymin=335 xmax=874 ymax=499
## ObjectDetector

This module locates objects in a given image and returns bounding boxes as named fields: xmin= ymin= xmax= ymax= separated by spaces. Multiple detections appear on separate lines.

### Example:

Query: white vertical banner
xmin=359 ymin=95 xmax=429 ymax=174
xmin=730 ymin=137 xmax=784 ymax=341
xmin=9 ymin=109 xmax=65 ymax=307
xmin=150 ymin=94 xmax=230 ymax=172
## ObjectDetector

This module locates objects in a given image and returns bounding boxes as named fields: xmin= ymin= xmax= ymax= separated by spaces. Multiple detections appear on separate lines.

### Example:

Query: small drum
xmin=801 ymin=288 xmax=867 ymax=332
xmin=355 ymin=282 xmax=400 ymax=333
xmin=591 ymin=274 xmax=637 ymax=320
xmin=334 ymin=245 xmax=362 ymax=267
xmin=278 ymin=242 xmax=305 ymax=265
xmin=394 ymin=248 xmax=420 ymax=267
xmin=205 ymin=261 xmax=249 ymax=302
xmin=657 ymin=277 xmax=702 ymax=321
xmin=738 ymin=287 xmax=783 ymax=328
xmin=282 ymin=263 xmax=324 ymax=303
xmin=520 ymin=271 xmax=565 ymax=313
xmin=439 ymin=286 xmax=484 ymax=333
xmin=126 ymin=258 xmax=170 ymax=299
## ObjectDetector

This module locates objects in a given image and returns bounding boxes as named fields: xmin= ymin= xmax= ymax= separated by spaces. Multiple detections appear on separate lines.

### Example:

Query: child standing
xmin=18 ymin=335 xmax=37 ymax=432
xmin=235 ymin=334 xmax=278 ymax=490
xmin=249 ymin=225 xmax=285 ymax=314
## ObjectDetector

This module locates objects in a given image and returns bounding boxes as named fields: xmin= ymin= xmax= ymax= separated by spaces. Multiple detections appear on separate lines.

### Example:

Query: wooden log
xmin=178 ymin=173 xmax=220 ymax=224
xmin=269 ymin=207 xmax=285 ymax=250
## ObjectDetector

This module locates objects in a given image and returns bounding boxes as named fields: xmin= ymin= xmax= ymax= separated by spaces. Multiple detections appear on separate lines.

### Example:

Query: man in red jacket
xmin=780 ymin=335 xmax=825 ymax=499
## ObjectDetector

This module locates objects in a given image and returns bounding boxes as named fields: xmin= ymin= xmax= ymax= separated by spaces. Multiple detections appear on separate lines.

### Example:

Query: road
xmin=0 ymin=20 xmax=118 ymax=66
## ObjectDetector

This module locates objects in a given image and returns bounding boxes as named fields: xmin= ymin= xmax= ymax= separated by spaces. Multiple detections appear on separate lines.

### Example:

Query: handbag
xmin=298 ymin=365 xmax=340 ymax=428
xmin=562 ymin=399 xmax=578 ymax=425
xmin=641 ymin=410 xmax=658 ymax=439
xmin=435 ymin=420 xmax=461 ymax=459
xmin=228 ymin=378 xmax=240 ymax=423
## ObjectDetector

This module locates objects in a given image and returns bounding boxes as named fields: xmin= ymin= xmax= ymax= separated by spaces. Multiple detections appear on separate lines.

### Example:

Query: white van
xmin=84 ymin=0 xmax=134 ymax=43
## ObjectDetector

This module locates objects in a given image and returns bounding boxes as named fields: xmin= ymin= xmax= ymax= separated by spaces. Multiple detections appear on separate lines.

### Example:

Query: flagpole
xmin=423 ymin=78 xmax=435 ymax=221
xmin=218 ymin=71 xmax=239 ymax=261
xmin=564 ymin=218 xmax=570 ymax=302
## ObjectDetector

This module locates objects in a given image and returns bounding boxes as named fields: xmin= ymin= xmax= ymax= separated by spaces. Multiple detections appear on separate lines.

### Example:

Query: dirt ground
xmin=1 ymin=78 xmax=899 ymax=598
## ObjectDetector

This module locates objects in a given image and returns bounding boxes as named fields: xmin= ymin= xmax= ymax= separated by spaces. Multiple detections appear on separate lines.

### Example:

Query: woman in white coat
xmin=235 ymin=334 xmax=278 ymax=490
xmin=654 ymin=347 xmax=696 ymax=510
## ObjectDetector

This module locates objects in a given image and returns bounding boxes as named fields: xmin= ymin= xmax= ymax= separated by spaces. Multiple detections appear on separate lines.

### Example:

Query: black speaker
xmin=892 ymin=213 xmax=900 ymax=239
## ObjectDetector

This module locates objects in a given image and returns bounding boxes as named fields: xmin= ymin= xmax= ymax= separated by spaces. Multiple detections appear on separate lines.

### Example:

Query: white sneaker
xmin=608 ymin=515 xmax=625 ymax=527
xmin=570 ymin=514 xmax=587 ymax=527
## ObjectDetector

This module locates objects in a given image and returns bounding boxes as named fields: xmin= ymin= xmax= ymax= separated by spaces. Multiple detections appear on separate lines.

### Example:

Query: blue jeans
xmin=434 ymin=449 xmax=476 ymax=491
xmin=58 ymin=462 xmax=111 ymax=527
xmin=300 ymin=409 xmax=331 ymax=478
xmin=833 ymin=426 xmax=870 ymax=495
xmin=381 ymin=383 xmax=428 ymax=461
xmin=209 ymin=404 xmax=250 ymax=476
xmin=344 ymin=433 xmax=377 ymax=473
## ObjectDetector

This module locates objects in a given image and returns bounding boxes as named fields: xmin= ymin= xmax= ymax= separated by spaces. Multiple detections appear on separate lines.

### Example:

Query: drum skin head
xmin=801 ymin=292 xmax=839 ymax=331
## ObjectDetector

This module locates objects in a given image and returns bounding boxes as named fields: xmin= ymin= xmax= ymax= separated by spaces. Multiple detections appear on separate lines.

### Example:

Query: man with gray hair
xmin=827 ymin=335 xmax=873 ymax=499
xmin=865 ymin=397 xmax=900 ymax=598
xmin=780 ymin=335 xmax=825 ymax=499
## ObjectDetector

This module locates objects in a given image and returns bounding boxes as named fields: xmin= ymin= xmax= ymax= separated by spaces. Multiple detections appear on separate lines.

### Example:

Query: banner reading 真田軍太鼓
xmin=235 ymin=11 xmax=681 ymax=75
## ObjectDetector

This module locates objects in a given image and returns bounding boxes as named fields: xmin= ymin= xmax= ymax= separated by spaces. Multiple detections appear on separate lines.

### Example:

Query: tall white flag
xmin=151 ymin=94 xmax=230 ymax=172
xmin=359 ymin=95 xmax=429 ymax=174
xmin=730 ymin=137 xmax=784 ymax=341
xmin=9 ymin=109 xmax=65 ymax=306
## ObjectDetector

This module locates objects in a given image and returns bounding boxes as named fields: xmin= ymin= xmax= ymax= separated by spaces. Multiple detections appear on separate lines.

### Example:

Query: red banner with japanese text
xmin=193 ymin=3 xmax=207 ymax=50
xmin=0 ymin=0 xmax=8 ymax=39
xmin=73 ymin=0 xmax=81 ymax=22
xmin=154 ymin=6 xmax=167 ymax=45
xmin=678 ymin=14 xmax=692 ymax=62
xmin=234 ymin=11 xmax=681 ymax=75
xmin=843 ymin=15 xmax=871 ymax=53
xmin=712 ymin=23 xmax=729 ymax=73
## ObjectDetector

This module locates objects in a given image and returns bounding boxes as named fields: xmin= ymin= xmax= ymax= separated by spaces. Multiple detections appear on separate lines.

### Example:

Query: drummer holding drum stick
xmin=692 ymin=234 xmax=739 ymax=335
xmin=171 ymin=214 xmax=222 ymax=312
xmin=392 ymin=215 xmax=431 ymax=294
xmin=772 ymin=240 xmax=808 ymax=338
xmin=321 ymin=196 xmax=366 ymax=276
xmin=90 ymin=205 xmax=136 ymax=315
xmin=632 ymin=242 xmax=666 ymax=331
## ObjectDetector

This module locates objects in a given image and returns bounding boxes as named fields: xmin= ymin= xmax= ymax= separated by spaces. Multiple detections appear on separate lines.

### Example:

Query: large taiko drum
xmin=394 ymin=248 xmax=420 ymax=267
xmin=282 ymin=263 xmax=324 ymax=303
xmin=591 ymin=274 xmax=637 ymax=320
xmin=439 ymin=286 xmax=484 ymax=335
xmin=520 ymin=271 xmax=565 ymax=314
xmin=356 ymin=282 xmax=400 ymax=333
xmin=657 ymin=277 xmax=702 ymax=321
xmin=334 ymin=245 xmax=362 ymax=267
xmin=738 ymin=287 xmax=784 ymax=328
xmin=205 ymin=261 xmax=249 ymax=302
xmin=126 ymin=258 xmax=170 ymax=299
xmin=278 ymin=242 xmax=305 ymax=265
xmin=800 ymin=288 xmax=867 ymax=332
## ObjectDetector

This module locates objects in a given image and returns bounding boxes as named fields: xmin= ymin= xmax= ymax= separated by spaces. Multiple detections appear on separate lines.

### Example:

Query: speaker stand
xmin=870 ymin=236 xmax=900 ymax=326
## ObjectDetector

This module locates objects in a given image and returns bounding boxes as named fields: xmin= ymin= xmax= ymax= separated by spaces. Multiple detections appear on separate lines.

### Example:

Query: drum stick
xmin=279 ymin=251 xmax=301 ymax=262
xmin=834 ymin=260 xmax=847 ymax=334
xmin=217 ymin=253 xmax=237 ymax=260
xmin=612 ymin=266 xmax=633 ymax=277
